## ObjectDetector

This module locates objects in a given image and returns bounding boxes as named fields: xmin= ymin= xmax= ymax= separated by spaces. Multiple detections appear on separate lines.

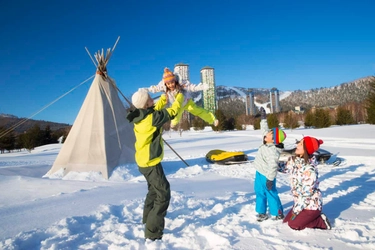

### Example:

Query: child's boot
xmin=257 ymin=213 xmax=269 ymax=222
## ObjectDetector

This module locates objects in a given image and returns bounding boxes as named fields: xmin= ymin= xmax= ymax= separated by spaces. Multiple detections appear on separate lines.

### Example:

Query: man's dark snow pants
xmin=138 ymin=163 xmax=171 ymax=239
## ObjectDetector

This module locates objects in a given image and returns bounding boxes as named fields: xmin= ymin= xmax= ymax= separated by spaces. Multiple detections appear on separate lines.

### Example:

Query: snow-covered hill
xmin=1 ymin=125 xmax=375 ymax=249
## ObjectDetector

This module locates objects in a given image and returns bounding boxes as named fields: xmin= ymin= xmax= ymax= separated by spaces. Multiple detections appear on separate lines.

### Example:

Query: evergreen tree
xmin=314 ymin=109 xmax=331 ymax=128
xmin=191 ymin=116 xmax=205 ymax=131
xmin=52 ymin=127 xmax=71 ymax=143
xmin=336 ymin=106 xmax=355 ymax=125
xmin=3 ymin=132 xmax=15 ymax=152
xmin=225 ymin=117 xmax=236 ymax=131
xmin=43 ymin=125 xmax=54 ymax=145
xmin=267 ymin=113 xmax=279 ymax=128
xmin=51 ymin=129 xmax=67 ymax=143
xmin=0 ymin=127 xmax=16 ymax=153
xmin=20 ymin=124 xmax=44 ymax=151
xmin=304 ymin=111 xmax=314 ymax=128
xmin=213 ymin=109 xmax=226 ymax=132
xmin=18 ymin=132 xmax=34 ymax=152
xmin=15 ymin=134 xmax=24 ymax=150
xmin=30 ymin=124 xmax=44 ymax=147
xmin=253 ymin=117 xmax=261 ymax=130
xmin=366 ymin=77 xmax=375 ymax=124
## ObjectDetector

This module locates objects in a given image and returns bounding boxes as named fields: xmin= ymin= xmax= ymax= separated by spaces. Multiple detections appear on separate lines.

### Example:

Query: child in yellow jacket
xmin=147 ymin=67 xmax=218 ymax=128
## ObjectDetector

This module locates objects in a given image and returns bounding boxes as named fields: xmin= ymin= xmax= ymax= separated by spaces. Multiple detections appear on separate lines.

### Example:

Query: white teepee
xmin=47 ymin=49 xmax=135 ymax=179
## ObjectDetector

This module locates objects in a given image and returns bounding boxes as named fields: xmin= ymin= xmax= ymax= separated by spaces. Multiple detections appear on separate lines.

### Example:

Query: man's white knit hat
xmin=132 ymin=88 xmax=149 ymax=109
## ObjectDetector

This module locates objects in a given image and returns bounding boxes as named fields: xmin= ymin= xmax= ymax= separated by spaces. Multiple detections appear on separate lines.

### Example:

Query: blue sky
xmin=1 ymin=0 xmax=374 ymax=124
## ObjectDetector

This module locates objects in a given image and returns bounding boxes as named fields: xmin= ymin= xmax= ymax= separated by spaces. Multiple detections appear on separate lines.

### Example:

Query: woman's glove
xmin=291 ymin=211 xmax=297 ymax=220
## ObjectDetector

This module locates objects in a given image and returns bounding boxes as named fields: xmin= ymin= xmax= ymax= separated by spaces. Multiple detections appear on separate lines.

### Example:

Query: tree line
xmin=178 ymin=76 xmax=375 ymax=132
xmin=1 ymin=77 xmax=374 ymax=152
xmin=0 ymin=125 xmax=68 ymax=153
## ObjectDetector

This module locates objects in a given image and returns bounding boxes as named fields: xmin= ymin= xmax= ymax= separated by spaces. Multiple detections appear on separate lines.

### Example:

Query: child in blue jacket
xmin=253 ymin=107 xmax=286 ymax=222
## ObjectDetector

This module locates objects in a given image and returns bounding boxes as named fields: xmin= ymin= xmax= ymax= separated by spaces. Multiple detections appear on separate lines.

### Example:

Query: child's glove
xmin=291 ymin=211 xmax=297 ymax=220
xmin=202 ymin=82 xmax=210 ymax=91
xmin=260 ymin=107 xmax=267 ymax=120
xmin=195 ymin=82 xmax=209 ymax=91
xmin=266 ymin=180 xmax=273 ymax=190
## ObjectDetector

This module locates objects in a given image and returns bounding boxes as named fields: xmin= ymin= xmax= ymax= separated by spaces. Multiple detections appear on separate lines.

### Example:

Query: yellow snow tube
xmin=206 ymin=149 xmax=248 ymax=165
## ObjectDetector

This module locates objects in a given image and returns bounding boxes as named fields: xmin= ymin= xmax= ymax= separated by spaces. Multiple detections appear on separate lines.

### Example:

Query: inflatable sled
xmin=279 ymin=147 xmax=342 ymax=166
xmin=206 ymin=149 xmax=248 ymax=165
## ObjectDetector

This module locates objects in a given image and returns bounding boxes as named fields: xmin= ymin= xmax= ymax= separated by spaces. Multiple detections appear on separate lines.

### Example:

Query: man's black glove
xmin=260 ymin=107 xmax=267 ymax=120
xmin=266 ymin=180 xmax=273 ymax=190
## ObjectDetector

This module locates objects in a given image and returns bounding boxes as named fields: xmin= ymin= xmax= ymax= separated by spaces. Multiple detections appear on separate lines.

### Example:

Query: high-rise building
xmin=246 ymin=89 xmax=256 ymax=115
xmin=269 ymin=88 xmax=281 ymax=113
xmin=200 ymin=66 xmax=217 ymax=114
xmin=174 ymin=63 xmax=189 ymax=82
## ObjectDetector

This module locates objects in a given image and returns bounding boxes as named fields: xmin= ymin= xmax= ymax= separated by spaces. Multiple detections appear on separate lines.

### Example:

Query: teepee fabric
xmin=47 ymin=51 xmax=135 ymax=179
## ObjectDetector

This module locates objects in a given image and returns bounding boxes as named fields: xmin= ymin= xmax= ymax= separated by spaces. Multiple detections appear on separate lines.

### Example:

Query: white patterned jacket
xmin=148 ymin=80 xmax=209 ymax=106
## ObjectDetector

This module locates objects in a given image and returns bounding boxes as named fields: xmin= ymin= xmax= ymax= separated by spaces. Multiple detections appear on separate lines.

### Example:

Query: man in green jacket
xmin=126 ymin=88 xmax=184 ymax=241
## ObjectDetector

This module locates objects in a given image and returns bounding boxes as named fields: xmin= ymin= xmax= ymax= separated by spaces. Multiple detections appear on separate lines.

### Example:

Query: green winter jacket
xmin=126 ymin=93 xmax=184 ymax=167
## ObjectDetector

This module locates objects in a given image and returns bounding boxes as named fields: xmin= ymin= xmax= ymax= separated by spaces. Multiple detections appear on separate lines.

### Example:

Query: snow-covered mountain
xmin=210 ymin=76 xmax=373 ymax=111
xmin=0 ymin=113 xmax=18 ymax=119
xmin=280 ymin=76 xmax=373 ymax=111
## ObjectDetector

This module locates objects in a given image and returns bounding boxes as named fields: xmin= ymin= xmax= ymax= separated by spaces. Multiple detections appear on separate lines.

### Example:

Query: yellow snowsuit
xmin=126 ymin=93 xmax=184 ymax=240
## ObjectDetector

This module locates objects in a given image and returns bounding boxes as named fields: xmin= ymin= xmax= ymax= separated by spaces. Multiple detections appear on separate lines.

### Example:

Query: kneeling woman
xmin=279 ymin=136 xmax=331 ymax=230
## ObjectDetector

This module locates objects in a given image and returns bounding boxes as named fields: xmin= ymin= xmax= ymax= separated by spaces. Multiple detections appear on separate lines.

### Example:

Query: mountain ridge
xmin=214 ymin=75 xmax=373 ymax=110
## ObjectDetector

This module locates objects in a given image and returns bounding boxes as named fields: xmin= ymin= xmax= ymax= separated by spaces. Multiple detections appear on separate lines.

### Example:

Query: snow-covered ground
xmin=0 ymin=124 xmax=374 ymax=249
